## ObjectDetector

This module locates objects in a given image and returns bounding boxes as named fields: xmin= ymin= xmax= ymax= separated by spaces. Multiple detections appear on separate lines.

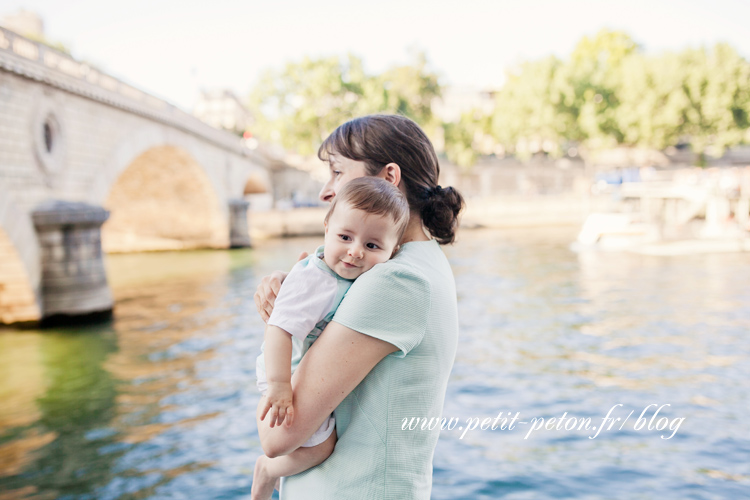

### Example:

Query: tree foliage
xmin=490 ymin=55 xmax=570 ymax=159
xmin=248 ymin=53 xmax=441 ymax=156
xmin=449 ymin=29 xmax=750 ymax=166
xmin=248 ymin=31 xmax=750 ymax=168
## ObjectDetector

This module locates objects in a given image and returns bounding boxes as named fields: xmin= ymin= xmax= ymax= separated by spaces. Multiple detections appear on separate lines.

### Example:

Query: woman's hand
xmin=254 ymin=251 xmax=308 ymax=322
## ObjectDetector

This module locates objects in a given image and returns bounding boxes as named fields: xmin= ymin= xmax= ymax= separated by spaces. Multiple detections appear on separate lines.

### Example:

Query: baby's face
xmin=323 ymin=202 xmax=400 ymax=280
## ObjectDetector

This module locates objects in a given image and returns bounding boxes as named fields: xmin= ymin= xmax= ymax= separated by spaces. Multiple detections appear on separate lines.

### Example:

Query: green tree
xmin=248 ymin=52 xmax=442 ymax=155
xmin=442 ymin=110 xmax=493 ymax=169
xmin=485 ymin=30 xmax=750 ymax=167
xmin=487 ymin=30 xmax=639 ymax=161
xmin=615 ymin=43 xmax=750 ymax=163
xmin=490 ymin=55 xmax=570 ymax=159
xmin=377 ymin=51 xmax=441 ymax=127
xmin=248 ymin=54 xmax=370 ymax=155
xmin=559 ymin=29 xmax=638 ymax=147
xmin=678 ymin=44 xmax=750 ymax=161
xmin=614 ymin=51 xmax=692 ymax=150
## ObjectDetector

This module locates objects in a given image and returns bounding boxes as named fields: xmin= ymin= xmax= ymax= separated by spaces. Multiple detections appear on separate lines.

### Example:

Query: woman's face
xmin=319 ymin=153 xmax=370 ymax=203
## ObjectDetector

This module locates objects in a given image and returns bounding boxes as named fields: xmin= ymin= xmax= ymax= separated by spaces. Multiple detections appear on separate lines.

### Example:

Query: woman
xmin=254 ymin=114 xmax=463 ymax=499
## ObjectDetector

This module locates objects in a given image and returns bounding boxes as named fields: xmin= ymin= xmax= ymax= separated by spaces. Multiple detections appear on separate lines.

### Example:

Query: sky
xmin=2 ymin=0 xmax=749 ymax=112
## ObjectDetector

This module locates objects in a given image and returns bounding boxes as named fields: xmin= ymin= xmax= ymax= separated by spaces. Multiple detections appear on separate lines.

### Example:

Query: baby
xmin=252 ymin=177 xmax=410 ymax=499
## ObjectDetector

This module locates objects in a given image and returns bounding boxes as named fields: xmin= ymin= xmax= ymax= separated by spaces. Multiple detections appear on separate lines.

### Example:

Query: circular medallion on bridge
xmin=32 ymin=101 xmax=66 ymax=177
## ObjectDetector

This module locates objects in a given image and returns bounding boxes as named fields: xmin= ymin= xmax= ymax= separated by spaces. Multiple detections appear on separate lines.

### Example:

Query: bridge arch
xmin=101 ymin=143 xmax=229 ymax=253
xmin=0 ymin=184 xmax=40 ymax=324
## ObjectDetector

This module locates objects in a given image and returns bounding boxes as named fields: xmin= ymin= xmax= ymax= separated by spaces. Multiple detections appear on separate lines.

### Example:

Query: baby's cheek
xmin=374 ymin=256 xmax=391 ymax=266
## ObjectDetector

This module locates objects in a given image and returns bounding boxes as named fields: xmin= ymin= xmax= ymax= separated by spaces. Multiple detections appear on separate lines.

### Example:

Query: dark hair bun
xmin=320 ymin=115 xmax=465 ymax=245
xmin=421 ymin=186 xmax=464 ymax=245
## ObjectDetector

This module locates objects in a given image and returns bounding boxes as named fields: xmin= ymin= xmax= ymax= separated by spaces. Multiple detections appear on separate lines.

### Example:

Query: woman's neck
xmin=399 ymin=214 xmax=430 ymax=244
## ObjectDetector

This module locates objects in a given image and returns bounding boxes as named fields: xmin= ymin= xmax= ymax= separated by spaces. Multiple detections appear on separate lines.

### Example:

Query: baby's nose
xmin=349 ymin=245 xmax=364 ymax=258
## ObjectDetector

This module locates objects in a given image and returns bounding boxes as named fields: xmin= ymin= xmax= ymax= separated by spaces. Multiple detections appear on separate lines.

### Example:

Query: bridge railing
xmin=0 ymin=26 xmax=250 ymax=155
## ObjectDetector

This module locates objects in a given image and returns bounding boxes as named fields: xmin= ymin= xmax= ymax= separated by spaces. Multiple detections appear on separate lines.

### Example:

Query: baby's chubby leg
xmin=251 ymin=431 xmax=336 ymax=500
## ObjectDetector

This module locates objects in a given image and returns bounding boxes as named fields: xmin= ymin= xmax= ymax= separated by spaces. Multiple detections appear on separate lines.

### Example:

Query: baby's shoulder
xmin=284 ymin=256 xmax=338 ymax=292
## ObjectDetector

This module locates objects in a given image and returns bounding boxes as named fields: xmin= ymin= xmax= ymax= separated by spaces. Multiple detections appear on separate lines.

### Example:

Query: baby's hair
xmin=324 ymin=177 xmax=410 ymax=243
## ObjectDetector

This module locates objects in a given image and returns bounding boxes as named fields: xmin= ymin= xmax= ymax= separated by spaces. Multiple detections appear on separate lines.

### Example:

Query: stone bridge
xmin=0 ymin=27 xmax=270 ymax=325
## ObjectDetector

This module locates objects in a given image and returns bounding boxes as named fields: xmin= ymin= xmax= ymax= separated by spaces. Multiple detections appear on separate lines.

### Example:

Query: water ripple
xmin=1 ymin=230 xmax=748 ymax=499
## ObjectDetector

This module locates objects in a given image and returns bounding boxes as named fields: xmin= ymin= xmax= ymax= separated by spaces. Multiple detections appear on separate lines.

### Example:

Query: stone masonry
xmin=32 ymin=201 xmax=112 ymax=319
xmin=0 ymin=27 xmax=270 ymax=324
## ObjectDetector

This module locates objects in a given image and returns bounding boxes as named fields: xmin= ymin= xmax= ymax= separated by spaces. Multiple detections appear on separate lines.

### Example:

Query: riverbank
xmin=249 ymin=194 xmax=612 ymax=240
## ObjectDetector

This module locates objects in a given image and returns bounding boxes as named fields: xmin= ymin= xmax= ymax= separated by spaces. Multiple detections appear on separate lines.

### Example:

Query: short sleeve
xmin=332 ymin=261 xmax=431 ymax=357
xmin=267 ymin=261 xmax=338 ymax=342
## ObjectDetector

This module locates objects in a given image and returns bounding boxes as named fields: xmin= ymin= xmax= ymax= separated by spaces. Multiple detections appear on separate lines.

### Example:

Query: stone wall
xmin=0 ymin=229 xmax=39 ymax=324
xmin=0 ymin=39 xmax=267 ymax=323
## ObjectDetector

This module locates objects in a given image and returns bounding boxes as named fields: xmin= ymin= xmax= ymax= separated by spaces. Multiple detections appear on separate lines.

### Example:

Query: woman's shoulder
xmin=342 ymin=240 xmax=446 ymax=305
xmin=354 ymin=250 xmax=431 ymax=292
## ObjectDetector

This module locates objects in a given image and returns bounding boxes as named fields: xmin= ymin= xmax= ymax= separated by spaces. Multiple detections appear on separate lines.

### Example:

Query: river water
xmin=0 ymin=227 xmax=748 ymax=499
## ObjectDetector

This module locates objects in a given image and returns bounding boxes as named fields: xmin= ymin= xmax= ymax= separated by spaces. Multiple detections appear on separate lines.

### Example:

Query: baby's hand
xmin=261 ymin=381 xmax=294 ymax=428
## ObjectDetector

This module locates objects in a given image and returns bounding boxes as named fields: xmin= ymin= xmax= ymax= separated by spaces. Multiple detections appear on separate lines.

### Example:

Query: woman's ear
xmin=379 ymin=163 xmax=402 ymax=188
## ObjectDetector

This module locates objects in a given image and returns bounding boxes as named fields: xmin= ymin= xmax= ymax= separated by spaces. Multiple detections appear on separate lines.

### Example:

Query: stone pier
xmin=32 ymin=201 xmax=113 ymax=324
xmin=228 ymin=199 xmax=251 ymax=248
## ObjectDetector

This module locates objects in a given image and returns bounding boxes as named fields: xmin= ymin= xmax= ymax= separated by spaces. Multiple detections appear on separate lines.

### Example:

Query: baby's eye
xmin=333 ymin=170 xmax=342 ymax=176
xmin=338 ymin=234 xmax=351 ymax=241
xmin=366 ymin=243 xmax=380 ymax=250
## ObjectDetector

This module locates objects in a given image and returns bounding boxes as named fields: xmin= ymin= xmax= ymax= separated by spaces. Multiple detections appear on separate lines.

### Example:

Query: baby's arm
xmin=258 ymin=253 xmax=337 ymax=429
xmin=261 ymin=324 xmax=294 ymax=428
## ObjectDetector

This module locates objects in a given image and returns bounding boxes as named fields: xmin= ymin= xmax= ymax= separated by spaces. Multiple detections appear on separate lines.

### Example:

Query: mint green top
xmin=281 ymin=240 xmax=459 ymax=500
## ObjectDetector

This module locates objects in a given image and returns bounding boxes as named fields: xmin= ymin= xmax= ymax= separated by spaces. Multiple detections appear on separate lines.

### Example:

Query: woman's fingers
xmin=265 ymin=275 xmax=281 ymax=302
xmin=253 ymin=279 xmax=276 ymax=322
xmin=254 ymin=272 xmax=287 ymax=321
xmin=253 ymin=290 xmax=269 ymax=323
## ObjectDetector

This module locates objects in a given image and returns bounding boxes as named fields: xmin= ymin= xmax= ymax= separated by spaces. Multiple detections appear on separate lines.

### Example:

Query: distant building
xmin=0 ymin=9 xmax=44 ymax=38
xmin=193 ymin=89 xmax=254 ymax=135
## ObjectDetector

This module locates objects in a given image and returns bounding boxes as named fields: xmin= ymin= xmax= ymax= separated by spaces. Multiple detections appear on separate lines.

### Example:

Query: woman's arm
xmin=257 ymin=320 xmax=398 ymax=458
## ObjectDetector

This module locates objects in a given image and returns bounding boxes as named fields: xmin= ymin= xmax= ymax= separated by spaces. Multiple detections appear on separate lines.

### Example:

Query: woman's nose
xmin=319 ymin=180 xmax=334 ymax=202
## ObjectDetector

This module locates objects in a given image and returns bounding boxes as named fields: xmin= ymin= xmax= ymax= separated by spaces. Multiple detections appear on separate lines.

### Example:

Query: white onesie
xmin=256 ymin=246 xmax=353 ymax=447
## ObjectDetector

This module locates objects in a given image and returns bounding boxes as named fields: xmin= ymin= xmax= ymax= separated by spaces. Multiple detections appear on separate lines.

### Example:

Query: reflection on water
xmin=1 ymin=230 xmax=748 ymax=499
